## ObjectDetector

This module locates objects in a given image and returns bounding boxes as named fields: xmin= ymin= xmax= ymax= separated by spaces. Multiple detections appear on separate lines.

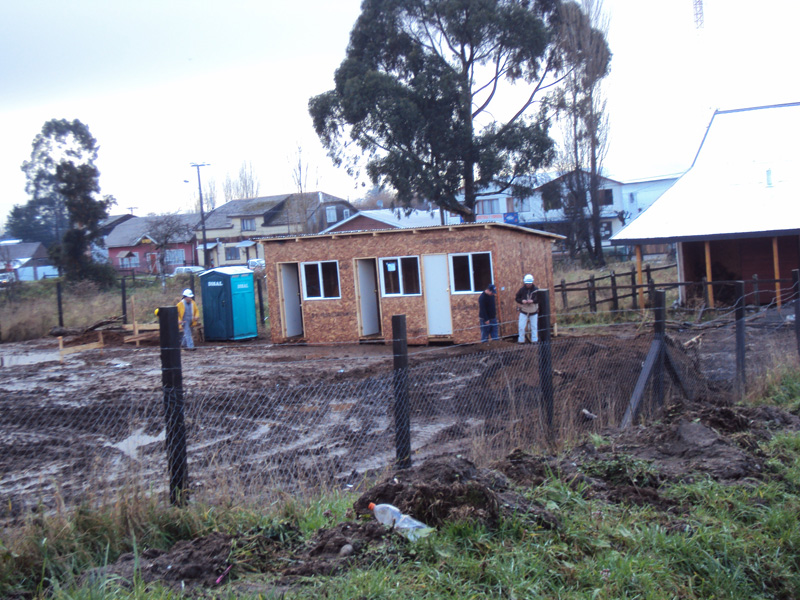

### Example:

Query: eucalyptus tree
xmin=310 ymin=0 xmax=607 ymax=221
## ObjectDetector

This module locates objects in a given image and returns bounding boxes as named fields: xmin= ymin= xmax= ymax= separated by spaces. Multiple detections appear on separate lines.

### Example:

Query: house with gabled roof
xmin=322 ymin=208 xmax=444 ymax=233
xmin=200 ymin=192 xmax=356 ymax=268
xmin=106 ymin=214 xmax=200 ymax=275
xmin=0 ymin=240 xmax=56 ymax=281
xmin=611 ymin=102 xmax=800 ymax=306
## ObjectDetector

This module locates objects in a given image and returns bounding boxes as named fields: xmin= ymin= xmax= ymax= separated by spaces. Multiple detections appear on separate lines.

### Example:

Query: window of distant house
xmin=475 ymin=197 xmax=500 ymax=215
xmin=600 ymin=189 xmax=614 ymax=206
xmin=302 ymin=261 xmax=340 ymax=299
xmin=225 ymin=247 xmax=240 ymax=261
xmin=326 ymin=206 xmax=337 ymax=223
xmin=513 ymin=197 xmax=532 ymax=212
xmin=165 ymin=249 xmax=185 ymax=265
xmin=449 ymin=252 xmax=493 ymax=293
xmin=343 ymin=208 xmax=351 ymax=219
xmin=241 ymin=218 xmax=256 ymax=231
xmin=119 ymin=252 xmax=139 ymax=268
xmin=629 ymin=192 xmax=636 ymax=204
xmin=379 ymin=256 xmax=421 ymax=296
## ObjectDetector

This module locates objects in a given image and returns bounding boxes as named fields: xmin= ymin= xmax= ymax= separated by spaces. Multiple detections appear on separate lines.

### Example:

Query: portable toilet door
xmin=200 ymin=267 xmax=257 ymax=341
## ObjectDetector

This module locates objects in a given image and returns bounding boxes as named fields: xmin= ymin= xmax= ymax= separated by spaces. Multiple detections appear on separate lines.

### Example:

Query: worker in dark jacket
xmin=478 ymin=283 xmax=499 ymax=343
xmin=515 ymin=274 xmax=539 ymax=343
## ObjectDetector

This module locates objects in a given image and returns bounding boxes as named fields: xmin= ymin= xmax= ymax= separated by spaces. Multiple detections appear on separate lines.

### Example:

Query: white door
xmin=423 ymin=254 xmax=453 ymax=335
xmin=280 ymin=263 xmax=303 ymax=337
xmin=356 ymin=259 xmax=381 ymax=336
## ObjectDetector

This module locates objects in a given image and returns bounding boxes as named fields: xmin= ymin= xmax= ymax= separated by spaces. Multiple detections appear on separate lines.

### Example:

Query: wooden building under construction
xmin=259 ymin=222 xmax=562 ymax=345
xmin=612 ymin=103 xmax=800 ymax=306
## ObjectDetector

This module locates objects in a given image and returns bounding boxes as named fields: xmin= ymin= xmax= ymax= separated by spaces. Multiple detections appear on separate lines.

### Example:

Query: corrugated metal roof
xmin=611 ymin=102 xmax=800 ymax=244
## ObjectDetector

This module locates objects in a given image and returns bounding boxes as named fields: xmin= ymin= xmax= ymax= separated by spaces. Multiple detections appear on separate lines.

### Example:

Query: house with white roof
xmin=611 ymin=102 xmax=800 ymax=307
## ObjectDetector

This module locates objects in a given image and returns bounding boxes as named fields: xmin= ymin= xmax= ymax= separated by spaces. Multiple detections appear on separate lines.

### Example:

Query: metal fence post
xmin=538 ymin=290 xmax=554 ymax=439
xmin=735 ymin=281 xmax=746 ymax=400
xmin=392 ymin=315 xmax=411 ymax=469
xmin=158 ymin=306 xmax=188 ymax=505
xmin=57 ymin=281 xmax=64 ymax=328
xmin=257 ymin=276 xmax=266 ymax=325
xmin=653 ymin=290 xmax=665 ymax=407
xmin=121 ymin=278 xmax=128 ymax=325
xmin=630 ymin=266 xmax=638 ymax=310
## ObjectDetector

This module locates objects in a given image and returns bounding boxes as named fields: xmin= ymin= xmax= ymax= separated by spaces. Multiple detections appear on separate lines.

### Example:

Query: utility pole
xmin=190 ymin=163 xmax=210 ymax=268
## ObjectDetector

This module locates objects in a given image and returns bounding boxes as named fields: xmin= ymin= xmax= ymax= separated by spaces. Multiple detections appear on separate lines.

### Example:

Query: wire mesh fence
xmin=1 ymin=289 xmax=798 ymax=521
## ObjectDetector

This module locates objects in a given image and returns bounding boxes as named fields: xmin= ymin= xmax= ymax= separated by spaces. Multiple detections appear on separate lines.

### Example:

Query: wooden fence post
xmin=653 ymin=290 xmax=665 ymax=407
xmin=538 ymin=290 xmax=554 ymax=440
xmin=57 ymin=281 xmax=64 ymax=328
xmin=158 ymin=306 xmax=188 ymax=506
xmin=630 ymin=265 xmax=638 ymax=310
xmin=560 ymin=279 xmax=568 ymax=311
xmin=735 ymin=281 xmax=746 ymax=400
xmin=752 ymin=274 xmax=760 ymax=308
xmin=611 ymin=271 xmax=619 ymax=312
xmin=392 ymin=315 xmax=411 ymax=469
xmin=121 ymin=278 xmax=128 ymax=325
xmin=588 ymin=275 xmax=597 ymax=313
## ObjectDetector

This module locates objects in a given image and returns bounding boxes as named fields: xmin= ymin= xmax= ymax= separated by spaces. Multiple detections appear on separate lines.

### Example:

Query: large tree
xmin=12 ymin=119 xmax=115 ymax=280
xmin=310 ymin=0 xmax=603 ymax=221
xmin=551 ymin=0 xmax=611 ymax=264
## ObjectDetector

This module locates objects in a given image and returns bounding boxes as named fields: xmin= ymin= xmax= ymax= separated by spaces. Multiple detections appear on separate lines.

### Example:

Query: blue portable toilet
xmin=199 ymin=267 xmax=258 ymax=341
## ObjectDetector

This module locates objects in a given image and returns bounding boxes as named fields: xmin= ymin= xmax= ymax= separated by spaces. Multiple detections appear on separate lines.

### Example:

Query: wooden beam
xmin=704 ymin=240 xmax=715 ymax=308
xmin=773 ymin=236 xmax=781 ymax=308
xmin=635 ymin=245 xmax=644 ymax=309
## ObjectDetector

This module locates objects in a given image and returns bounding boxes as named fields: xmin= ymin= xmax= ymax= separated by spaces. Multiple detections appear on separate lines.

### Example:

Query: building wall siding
xmin=261 ymin=225 xmax=556 ymax=345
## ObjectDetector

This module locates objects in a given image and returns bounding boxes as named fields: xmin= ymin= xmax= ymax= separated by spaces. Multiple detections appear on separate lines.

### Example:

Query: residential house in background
xmin=611 ymin=102 xmax=800 ymax=307
xmin=443 ymin=170 xmax=679 ymax=252
xmin=322 ymin=208 xmax=444 ymax=233
xmin=0 ymin=240 xmax=57 ymax=281
xmin=106 ymin=214 xmax=199 ymax=275
xmin=200 ymin=192 xmax=355 ymax=268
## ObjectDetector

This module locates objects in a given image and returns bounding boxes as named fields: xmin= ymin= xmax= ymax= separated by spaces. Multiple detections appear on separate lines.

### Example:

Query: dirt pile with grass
xmin=77 ymin=392 xmax=800 ymax=596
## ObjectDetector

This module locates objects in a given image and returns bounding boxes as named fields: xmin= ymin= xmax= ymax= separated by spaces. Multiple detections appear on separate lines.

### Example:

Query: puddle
xmin=0 ymin=353 xmax=61 ymax=367
xmin=110 ymin=428 xmax=166 ymax=459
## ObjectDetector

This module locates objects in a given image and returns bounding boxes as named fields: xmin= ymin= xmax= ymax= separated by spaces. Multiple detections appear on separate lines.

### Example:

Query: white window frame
xmin=343 ymin=208 xmax=351 ymax=219
xmin=241 ymin=217 xmax=256 ymax=231
xmin=476 ymin=197 xmax=500 ymax=215
xmin=300 ymin=260 xmax=341 ymax=300
xmin=225 ymin=246 xmax=240 ymax=261
xmin=325 ymin=206 xmax=337 ymax=223
xmin=119 ymin=252 xmax=139 ymax=268
xmin=165 ymin=249 xmax=186 ymax=265
xmin=448 ymin=251 xmax=494 ymax=294
xmin=379 ymin=256 xmax=422 ymax=297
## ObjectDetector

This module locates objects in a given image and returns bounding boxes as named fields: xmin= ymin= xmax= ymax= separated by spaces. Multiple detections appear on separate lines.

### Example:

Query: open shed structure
xmin=611 ymin=102 xmax=800 ymax=307
xmin=260 ymin=222 xmax=562 ymax=345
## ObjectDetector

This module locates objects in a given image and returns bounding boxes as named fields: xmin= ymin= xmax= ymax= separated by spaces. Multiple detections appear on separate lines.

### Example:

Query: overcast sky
xmin=1 ymin=0 xmax=798 ymax=225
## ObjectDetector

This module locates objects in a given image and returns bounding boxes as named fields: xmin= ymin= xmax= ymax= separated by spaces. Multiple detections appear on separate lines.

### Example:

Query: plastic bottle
xmin=368 ymin=502 xmax=434 ymax=541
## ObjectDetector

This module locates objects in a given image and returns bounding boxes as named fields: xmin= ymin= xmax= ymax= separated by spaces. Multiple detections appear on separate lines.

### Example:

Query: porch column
xmin=635 ymin=245 xmax=644 ymax=308
xmin=704 ymin=241 xmax=715 ymax=308
xmin=773 ymin=236 xmax=781 ymax=308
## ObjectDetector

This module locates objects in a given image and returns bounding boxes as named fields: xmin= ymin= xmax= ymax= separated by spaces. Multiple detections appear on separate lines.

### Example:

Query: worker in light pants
xmin=515 ymin=274 xmax=539 ymax=343
xmin=176 ymin=288 xmax=199 ymax=350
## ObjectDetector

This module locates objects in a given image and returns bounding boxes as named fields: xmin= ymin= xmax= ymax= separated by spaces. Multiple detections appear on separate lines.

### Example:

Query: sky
xmin=1 ymin=0 xmax=798 ymax=226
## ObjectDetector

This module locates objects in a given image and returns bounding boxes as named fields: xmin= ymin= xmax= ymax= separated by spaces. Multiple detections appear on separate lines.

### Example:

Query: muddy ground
xmin=0 ymin=310 xmax=799 ymax=595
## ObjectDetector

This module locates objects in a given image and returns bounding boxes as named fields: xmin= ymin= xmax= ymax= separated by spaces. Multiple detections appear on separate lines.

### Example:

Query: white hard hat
xmin=182 ymin=289 xmax=194 ymax=298
xmin=523 ymin=274 xmax=534 ymax=284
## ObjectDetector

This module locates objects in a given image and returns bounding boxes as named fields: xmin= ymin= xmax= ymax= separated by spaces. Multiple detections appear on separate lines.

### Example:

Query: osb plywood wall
xmin=261 ymin=225 xmax=557 ymax=345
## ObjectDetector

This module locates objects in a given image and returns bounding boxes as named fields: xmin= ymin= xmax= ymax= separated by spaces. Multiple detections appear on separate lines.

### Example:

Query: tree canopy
xmin=310 ymin=0 xmax=606 ymax=221
xmin=10 ymin=119 xmax=115 ymax=281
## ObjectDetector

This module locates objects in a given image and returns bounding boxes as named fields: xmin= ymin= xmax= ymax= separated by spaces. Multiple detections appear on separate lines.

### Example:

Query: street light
xmin=190 ymin=163 xmax=210 ymax=268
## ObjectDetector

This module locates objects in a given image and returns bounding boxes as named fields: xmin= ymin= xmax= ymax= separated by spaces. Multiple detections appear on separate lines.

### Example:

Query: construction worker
xmin=177 ymin=289 xmax=200 ymax=350
xmin=515 ymin=274 xmax=539 ymax=343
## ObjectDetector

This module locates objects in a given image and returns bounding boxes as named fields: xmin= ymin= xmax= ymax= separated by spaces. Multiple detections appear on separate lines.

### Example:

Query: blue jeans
xmin=480 ymin=319 xmax=499 ymax=342
xmin=181 ymin=321 xmax=194 ymax=349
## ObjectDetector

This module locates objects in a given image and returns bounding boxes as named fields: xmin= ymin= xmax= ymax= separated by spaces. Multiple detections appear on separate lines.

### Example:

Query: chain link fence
xmin=1 ymin=290 xmax=798 ymax=520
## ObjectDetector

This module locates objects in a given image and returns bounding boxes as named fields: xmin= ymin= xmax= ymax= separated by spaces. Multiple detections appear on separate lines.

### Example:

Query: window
xmin=343 ymin=208 xmax=351 ymax=219
xmin=380 ymin=256 xmax=421 ymax=296
xmin=450 ymin=252 xmax=493 ymax=293
xmin=302 ymin=261 xmax=340 ymax=299
xmin=165 ymin=249 xmax=185 ymax=265
xmin=225 ymin=246 xmax=240 ymax=261
xmin=475 ymin=197 xmax=500 ymax=215
xmin=119 ymin=252 xmax=139 ymax=268
xmin=513 ymin=197 xmax=532 ymax=212
xmin=241 ymin=218 xmax=256 ymax=231
xmin=326 ymin=206 xmax=337 ymax=223
xmin=600 ymin=189 xmax=614 ymax=206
